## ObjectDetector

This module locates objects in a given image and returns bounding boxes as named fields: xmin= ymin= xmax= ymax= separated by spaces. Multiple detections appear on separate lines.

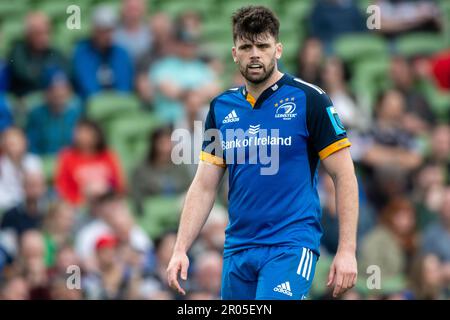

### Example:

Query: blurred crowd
xmin=0 ymin=0 xmax=449 ymax=300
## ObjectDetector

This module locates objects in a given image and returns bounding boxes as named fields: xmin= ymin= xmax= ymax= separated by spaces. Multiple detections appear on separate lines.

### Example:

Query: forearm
xmin=333 ymin=170 xmax=359 ymax=253
xmin=173 ymin=179 xmax=217 ymax=253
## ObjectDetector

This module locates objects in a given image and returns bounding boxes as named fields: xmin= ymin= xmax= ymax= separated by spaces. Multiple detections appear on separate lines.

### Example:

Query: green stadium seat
xmin=206 ymin=41 xmax=233 ymax=61
xmin=137 ymin=195 xmax=182 ymax=240
xmin=221 ymin=0 xmax=278 ymax=18
xmin=0 ymin=20 xmax=24 ymax=57
xmin=357 ymin=0 xmax=375 ymax=12
xmin=417 ymin=80 xmax=450 ymax=121
xmin=109 ymin=112 xmax=165 ymax=173
xmin=350 ymin=58 xmax=390 ymax=111
xmin=334 ymin=33 xmax=388 ymax=65
xmin=395 ymin=32 xmax=448 ymax=57
xmin=157 ymin=0 xmax=212 ymax=18
xmin=87 ymin=91 xmax=141 ymax=124
xmin=41 ymin=155 xmax=57 ymax=184
xmin=280 ymin=36 xmax=301 ymax=66
xmin=53 ymin=24 xmax=91 ymax=56
xmin=0 ymin=1 xmax=28 ymax=19
xmin=279 ymin=0 xmax=313 ymax=23
xmin=202 ymin=17 xmax=231 ymax=41
xmin=39 ymin=0 xmax=77 ymax=22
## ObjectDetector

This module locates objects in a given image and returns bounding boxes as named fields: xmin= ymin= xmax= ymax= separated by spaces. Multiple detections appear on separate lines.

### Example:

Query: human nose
xmin=249 ymin=46 xmax=260 ymax=60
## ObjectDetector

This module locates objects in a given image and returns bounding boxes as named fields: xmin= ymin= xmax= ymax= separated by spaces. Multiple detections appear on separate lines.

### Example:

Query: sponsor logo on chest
xmin=275 ymin=97 xmax=297 ymax=120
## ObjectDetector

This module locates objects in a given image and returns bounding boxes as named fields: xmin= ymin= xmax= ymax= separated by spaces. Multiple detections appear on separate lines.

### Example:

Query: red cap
xmin=95 ymin=234 xmax=118 ymax=251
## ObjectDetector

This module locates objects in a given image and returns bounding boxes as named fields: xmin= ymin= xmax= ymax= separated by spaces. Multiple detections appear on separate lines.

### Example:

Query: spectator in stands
xmin=174 ymin=90 xmax=209 ymax=177
xmin=0 ymin=33 xmax=8 ymax=92
xmin=360 ymin=198 xmax=418 ymax=290
xmin=360 ymin=89 xmax=423 ymax=170
xmin=83 ymin=234 xmax=136 ymax=299
xmin=136 ymin=13 xmax=176 ymax=106
xmin=25 ymin=68 xmax=82 ymax=156
xmin=421 ymin=187 xmax=450 ymax=263
xmin=308 ymin=0 xmax=366 ymax=53
xmin=0 ymin=95 xmax=13 ymax=134
xmin=0 ymin=171 xmax=47 ymax=238
xmin=114 ymin=0 xmax=152 ymax=62
xmin=413 ymin=162 xmax=446 ymax=230
xmin=55 ymin=119 xmax=125 ymax=207
xmin=0 ymin=33 xmax=11 ymax=130
xmin=72 ymin=5 xmax=134 ymax=99
xmin=375 ymin=0 xmax=442 ymax=40
xmin=42 ymin=202 xmax=75 ymax=267
xmin=409 ymin=253 xmax=448 ymax=299
xmin=296 ymin=37 xmax=324 ymax=87
xmin=8 ymin=12 xmax=68 ymax=96
xmin=74 ymin=193 xmax=150 ymax=273
xmin=427 ymin=125 xmax=450 ymax=168
xmin=149 ymin=24 xmax=219 ymax=122
xmin=321 ymin=57 xmax=369 ymax=130
xmin=140 ymin=231 xmax=176 ymax=300
xmin=191 ymin=204 xmax=228 ymax=257
xmin=390 ymin=56 xmax=435 ymax=135
xmin=177 ymin=11 xmax=203 ymax=40
xmin=192 ymin=251 xmax=222 ymax=299
xmin=101 ymin=197 xmax=151 ymax=256
xmin=49 ymin=274 xmax=83 ymax=300
xmin=47 ymin=244 xmax=80 ymax=281
xmin=0 ymin=276 xmax=29 ymax=300
xmin=0 ymin=127 xmax=42 ymax=212
xmin=353 ymin=90 xmax=423 ymax=206
xmin=16 ymin=230 xmax=50 ymax=299
xmin=319 ymin=171 xmax=375 ymax=255
xmin=131 ymin=126 xmax=191 ymax=214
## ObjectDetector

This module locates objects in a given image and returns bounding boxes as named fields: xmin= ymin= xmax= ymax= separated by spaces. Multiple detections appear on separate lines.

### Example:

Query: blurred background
xmin=0 ymin=0 xmax=449 ymax=300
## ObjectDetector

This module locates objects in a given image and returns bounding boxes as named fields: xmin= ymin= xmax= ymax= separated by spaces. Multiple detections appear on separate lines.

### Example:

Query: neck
xmin=245 ymin=69 xmax=284 ymax=101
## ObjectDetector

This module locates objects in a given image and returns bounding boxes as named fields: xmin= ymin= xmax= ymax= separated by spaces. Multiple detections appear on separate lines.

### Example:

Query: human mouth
xmin=248 ymin=63 xmax=263 ymax=70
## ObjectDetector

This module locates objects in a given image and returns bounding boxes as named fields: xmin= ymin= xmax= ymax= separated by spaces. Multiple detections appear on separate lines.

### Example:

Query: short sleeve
xmin=307 ymin=92 xmax=351 ymax=160
xmin=199 ymin=101 xmax=226 ymax=168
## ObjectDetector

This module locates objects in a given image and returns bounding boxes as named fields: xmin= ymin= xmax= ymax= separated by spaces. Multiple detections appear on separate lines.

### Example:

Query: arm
xmin=167 ymin=160 xmax=225 ymax=295
xmin=322 ymin=147 xmax=359 ymax=298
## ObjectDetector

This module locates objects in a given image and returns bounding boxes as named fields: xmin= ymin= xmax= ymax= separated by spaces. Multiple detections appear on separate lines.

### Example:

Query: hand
xmin=166 ymin=250 xmax=190 ymax=295
xmin=327 ymin=249 xmax=357 ymax=298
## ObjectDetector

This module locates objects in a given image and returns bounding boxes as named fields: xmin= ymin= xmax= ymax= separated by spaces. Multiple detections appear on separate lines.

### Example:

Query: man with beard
xmin=167 ymin=6 xmax=359 ymax=300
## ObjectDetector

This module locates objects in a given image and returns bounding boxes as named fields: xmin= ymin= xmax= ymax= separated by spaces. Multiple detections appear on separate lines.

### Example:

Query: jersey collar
xmin=242 ymin=73 xmax=289 ymax=109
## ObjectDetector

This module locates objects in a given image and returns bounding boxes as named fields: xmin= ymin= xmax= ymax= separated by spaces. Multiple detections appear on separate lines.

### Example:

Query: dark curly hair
xmin=232 ymin=5 xmax=280 ymax=43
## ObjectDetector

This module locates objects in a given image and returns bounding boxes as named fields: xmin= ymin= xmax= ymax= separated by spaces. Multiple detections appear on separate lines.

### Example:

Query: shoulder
xmin=210 ymin=87 xmax=242 ymax=108
xmin=285 ymin=75 xmax=334 ymax=122
xmin=284 ymin=74 xmax=328 ymax=99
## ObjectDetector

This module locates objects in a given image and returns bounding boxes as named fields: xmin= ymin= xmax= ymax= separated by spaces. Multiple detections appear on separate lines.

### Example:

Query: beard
xmin=238 ymin=57 xmax=276 ymax=85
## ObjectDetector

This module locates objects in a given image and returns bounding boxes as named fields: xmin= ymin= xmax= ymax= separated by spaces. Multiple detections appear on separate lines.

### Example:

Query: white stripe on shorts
xmin=296 ymin=247 xmax=307 ymax=275
xmin=302 ymin=249 xmax=311 ymax=278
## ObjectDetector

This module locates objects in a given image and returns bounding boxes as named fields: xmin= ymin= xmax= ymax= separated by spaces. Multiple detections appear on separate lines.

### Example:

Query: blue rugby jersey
xmin=200 ymin=73 xmax=351 ymax=257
